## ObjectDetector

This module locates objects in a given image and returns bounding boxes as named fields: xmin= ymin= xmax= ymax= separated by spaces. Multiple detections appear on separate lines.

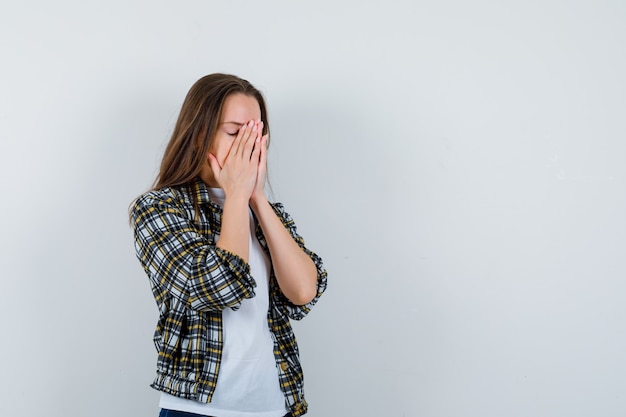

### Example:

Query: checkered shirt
xmin=131 ymin=178 xmax=327 ymax=417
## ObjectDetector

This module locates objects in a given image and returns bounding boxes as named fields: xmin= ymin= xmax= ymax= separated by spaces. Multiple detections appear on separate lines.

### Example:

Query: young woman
xmin=130 ymin=74 xmax=327 ymax=417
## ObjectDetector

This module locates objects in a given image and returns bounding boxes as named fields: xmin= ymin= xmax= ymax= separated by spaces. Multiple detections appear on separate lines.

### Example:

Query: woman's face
xmin=208 ymin=92 xmax=262 ymax=170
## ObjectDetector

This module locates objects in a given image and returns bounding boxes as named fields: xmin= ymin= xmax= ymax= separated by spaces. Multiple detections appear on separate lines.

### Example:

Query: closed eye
xmin=222 ymin=121 xmax=244 ymax=136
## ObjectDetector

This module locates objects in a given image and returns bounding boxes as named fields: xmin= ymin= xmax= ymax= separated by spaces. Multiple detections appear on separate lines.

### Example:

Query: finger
xmin=249 ymin=120 xmax=263 ymax=159
xmin=257 ymin=120 xmax=264 ymax=142
xmin=242 ymin=120 xmax=258 ymax=160
xmin=254 ymin=135 xmax=268 ymax=193
xmin=232 ymin=120 xmax=254 ymax=158
xmin=207 ymin=153 xmax=221 ymax=180
xmin=230 ymin=120 xmax=259 ymax=158
xmin=250 ymin=131 xmax=263 ymax=162
xmin=258 ymin=134 xmax=268 ymax=167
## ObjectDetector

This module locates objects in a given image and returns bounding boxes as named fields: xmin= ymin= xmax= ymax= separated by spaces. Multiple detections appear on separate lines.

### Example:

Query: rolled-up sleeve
xmin=132 ymin=194 xmax=256 ymax=312
xmin=269 ymin=203 xmax=328 ymax=320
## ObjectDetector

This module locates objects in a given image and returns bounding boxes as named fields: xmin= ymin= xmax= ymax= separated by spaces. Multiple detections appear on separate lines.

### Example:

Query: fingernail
xmin=248 ymin=120 xmax=254 ymax=126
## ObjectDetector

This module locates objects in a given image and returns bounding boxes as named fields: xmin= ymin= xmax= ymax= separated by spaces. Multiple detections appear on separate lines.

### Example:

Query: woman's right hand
xmin=208 ymin=119 xmax=263 ymax=202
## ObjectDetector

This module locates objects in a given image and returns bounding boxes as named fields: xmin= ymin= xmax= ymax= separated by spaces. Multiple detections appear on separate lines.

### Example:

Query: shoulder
xmin=132 ymin=185 xmax=193 ymax=221
xmin=136 ymin=186 xmax=187 ymax=206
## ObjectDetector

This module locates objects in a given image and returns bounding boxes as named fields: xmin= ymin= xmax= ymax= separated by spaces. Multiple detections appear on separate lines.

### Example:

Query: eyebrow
xmin=222 ymin=121 xmax=244 ymax=127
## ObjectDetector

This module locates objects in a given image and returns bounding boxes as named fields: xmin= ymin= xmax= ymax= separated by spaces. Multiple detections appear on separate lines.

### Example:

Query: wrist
xmin=223 ymin=190 xmax=251 ymax=207
xmin=250 ymin=194 xmax=269 ymax=211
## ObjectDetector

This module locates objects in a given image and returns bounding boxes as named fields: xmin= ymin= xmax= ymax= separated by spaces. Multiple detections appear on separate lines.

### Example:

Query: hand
xmin=250 ymin=128 xmax=269 ymax=206
xmin=208 ymin=120 xmax=263 ymax=201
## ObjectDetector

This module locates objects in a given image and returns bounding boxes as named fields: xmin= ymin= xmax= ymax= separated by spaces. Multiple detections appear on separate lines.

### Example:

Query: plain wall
xmin=1 ymin=1 xmax=625 ymax=416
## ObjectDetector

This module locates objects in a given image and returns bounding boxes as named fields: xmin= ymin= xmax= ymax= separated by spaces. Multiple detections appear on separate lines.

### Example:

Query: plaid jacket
xmin=131 ymin=179 xmax=327 ymax=417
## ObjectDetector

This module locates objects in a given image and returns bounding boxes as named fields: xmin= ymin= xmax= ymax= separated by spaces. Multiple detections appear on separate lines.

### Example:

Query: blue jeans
xmin=159 ymin=409 xmax=292 ymax=417
xmin=159 ymin=410 xmax=208 ymax=417
xmin=159 ymin=410 xmax=209 ymax=417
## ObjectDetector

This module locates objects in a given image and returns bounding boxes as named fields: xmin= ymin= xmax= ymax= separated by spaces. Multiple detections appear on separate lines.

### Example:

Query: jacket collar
xmin=191 ymin=177 xmax=213 ymax=206
xmin=190 ymin=178 xmax=223 ymax=229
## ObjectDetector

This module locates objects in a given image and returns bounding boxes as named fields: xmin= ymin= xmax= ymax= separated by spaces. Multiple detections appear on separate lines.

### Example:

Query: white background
xmin=1 ymin=1 xmax=625 ymax=416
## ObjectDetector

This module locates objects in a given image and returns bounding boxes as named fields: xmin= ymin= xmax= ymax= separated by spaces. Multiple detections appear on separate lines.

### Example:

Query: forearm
xmin=132 ymin=194 xmax=256 ymax=312
xmin=251 ymin=197 xmax=318 ymax=305
xmin=215 ymin=195 xmax=250 ymax=262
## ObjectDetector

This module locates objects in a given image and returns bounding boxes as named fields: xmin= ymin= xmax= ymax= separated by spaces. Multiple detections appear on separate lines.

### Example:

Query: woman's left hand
xmin=250 ymin=129 xmax=269 ymax=205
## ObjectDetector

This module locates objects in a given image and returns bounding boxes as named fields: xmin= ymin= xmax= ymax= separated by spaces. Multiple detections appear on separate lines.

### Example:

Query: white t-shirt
xmin=159 ymin=188 xmax=287 ymax=417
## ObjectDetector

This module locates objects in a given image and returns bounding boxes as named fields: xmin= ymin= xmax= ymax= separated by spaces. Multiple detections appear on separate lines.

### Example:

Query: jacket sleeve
xmin=269 ymin=203 xmax=328 ymax=320
xmin=131 ymin=193 xmax=256 ymax=312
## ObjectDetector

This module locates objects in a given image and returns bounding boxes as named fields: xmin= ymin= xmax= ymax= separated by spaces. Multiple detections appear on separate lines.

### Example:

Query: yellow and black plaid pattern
xmin=131 ymin=179 xmax=327 ymax=417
